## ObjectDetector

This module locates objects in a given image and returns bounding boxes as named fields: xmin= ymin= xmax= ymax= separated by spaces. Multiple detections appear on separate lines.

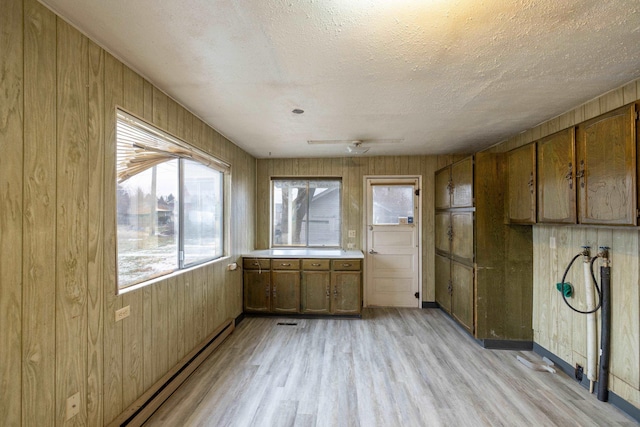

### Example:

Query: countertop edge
xmin=243 ymin=249 xmax=364 ymax=259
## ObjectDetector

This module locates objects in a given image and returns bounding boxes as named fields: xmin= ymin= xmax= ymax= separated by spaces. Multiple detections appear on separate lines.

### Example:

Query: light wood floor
xmin=144 ymin=308 xmax=637 ymax=426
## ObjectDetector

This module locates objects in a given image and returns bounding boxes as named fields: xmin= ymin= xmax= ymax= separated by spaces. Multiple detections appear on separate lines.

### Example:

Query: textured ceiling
xmin=41 ymin=0 xmax=640 ymax=158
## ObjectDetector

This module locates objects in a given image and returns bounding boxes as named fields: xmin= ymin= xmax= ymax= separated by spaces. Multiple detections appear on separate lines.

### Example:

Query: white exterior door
xmin=365 ymin=177 xmax=421 ymax=307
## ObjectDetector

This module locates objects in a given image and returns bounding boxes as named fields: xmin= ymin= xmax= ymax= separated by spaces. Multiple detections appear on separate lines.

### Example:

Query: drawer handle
xmin=342 ymin=263 xmax=352 ymax=267
xmin=280 ymin=263 xmax=291 ymax=267
xmin=311 ymin=263 xmax=321 ymax=266
xmin=252 ymin=262 xmax=260 ymax=266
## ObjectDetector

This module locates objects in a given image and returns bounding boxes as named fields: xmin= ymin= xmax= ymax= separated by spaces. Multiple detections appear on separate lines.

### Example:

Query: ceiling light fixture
xmin=292 ymin=108 xmax=304 ymax=114
xmin=346 ymin=141 xmax=370 ymax=155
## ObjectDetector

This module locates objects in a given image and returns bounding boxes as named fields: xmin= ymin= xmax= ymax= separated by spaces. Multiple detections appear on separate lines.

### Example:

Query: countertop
xmin=243 ymin=249 xmax=364 ymax=259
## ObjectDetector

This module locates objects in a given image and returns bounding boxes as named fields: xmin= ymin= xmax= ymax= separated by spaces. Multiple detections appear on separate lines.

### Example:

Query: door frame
xmin=362 ymin=175 xmax=423 ymax=307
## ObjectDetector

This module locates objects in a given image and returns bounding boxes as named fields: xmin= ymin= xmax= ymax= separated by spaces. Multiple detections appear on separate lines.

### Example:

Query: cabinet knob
xmin=280 ymin=263 xmax=291 ymax=267
xmin=311 ymin=263 xmax=321 ymax=266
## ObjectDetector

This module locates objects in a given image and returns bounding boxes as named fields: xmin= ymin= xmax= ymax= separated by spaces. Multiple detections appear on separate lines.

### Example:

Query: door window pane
xmin=372 ymin=185 xmax=414 ymax=224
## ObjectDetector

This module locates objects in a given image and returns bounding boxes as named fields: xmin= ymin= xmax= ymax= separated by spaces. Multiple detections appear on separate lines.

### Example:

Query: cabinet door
xmin=537 ymin=129 xmax=576 ymax=223
xmin=435 ymin=254 xmax=451 ymax=313
xmin=435 ymin=212 xmax=451 ymax=254
xmin=451 ymin=157 xmax=474 ymax=208
xmin=435 ymin=167 xmax=451 ymax=209
xmin=451 ymin=261 xmax=474 ymax=334
xmin=243 ymin=270 xmax=270 ymax=312
xmin=451 ymin=211 xmax=474 ymax=264
xmin=331 ymin=271 xmax=361 ymax=315
xmin=271 ymin=271 xmax=300 ymax=313
xmin=577 ymin=104 xmax=637 ymax=225
xmin=507 ymin=143 xmax=536 ymax=224
xmin=301 ymin=271 xmax=331 ymax=314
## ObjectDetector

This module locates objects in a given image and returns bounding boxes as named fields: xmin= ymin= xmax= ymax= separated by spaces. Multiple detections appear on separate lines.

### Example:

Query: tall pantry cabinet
xmin=435 ymin=154 xmax=534 ymax=347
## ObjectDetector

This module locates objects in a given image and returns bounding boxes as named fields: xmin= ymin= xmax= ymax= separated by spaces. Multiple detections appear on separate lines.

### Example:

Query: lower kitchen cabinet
xmin=451 ymin=261 xmax=474 ymax=334
xmin=301 ymin=259 xmax=331 ymax=314
xmin=271 ymin=270 xmax=300 ymax=313
xmin=435 ymin=254 xmax=474 ymax=334
xmin=243 ymin=259 xmax=271 ymax=312
xmin=271 ymin=259 xmax=300 ymax=313
xmin=244 ymin=256 xmax=362 ymax=316
xmin=331 ymin=271 xmax=361 ymax=315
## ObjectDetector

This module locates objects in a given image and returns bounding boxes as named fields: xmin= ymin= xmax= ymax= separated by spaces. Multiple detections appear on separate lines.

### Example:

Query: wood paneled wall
xmin=256 ymin=155 xmax=466 ymax=302
xmin=488 ymin=81 xmax=640 ymax=407
xmin=0 ymin=0 xmax=256 ymax=425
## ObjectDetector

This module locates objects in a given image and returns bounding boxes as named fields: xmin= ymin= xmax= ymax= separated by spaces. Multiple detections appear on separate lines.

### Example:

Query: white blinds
xmin=116 ymin=109 xmax=229 ymax=183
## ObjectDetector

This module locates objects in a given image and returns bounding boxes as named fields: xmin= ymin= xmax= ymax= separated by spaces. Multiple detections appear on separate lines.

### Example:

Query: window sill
xmin=117 ymin=255 xmax=233 ymax=295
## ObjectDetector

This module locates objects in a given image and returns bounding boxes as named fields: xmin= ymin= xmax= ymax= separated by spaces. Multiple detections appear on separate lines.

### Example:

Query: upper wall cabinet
xmin=576 ymin=104 xmax=637 ymax=226
xmin=435 ymin=166 xmax=452 ymax=209
xmin=507 ymin=143 xmax=536 ymax=224
xmin=537 ymin=128 xmax=577 ymax=224
xmin=435 ymin=157 xmax=474 ymax=209
xmin=451 ymin=157 xmax=474 ymax=208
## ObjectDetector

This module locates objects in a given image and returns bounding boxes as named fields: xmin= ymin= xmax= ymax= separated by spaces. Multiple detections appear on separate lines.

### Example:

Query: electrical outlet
xmin=66 ymin=392 xmax=80 ymax=420
xmin=115 ymin=305 xmax=130 ymax=322
xmin=347 ymin=243 xmax=354 ymax=249
xmin=348 ymin=230 xmax=356 ymax=238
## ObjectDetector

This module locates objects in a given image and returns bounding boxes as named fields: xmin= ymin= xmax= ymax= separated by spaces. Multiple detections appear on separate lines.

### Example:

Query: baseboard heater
xmin=108 ymin=318 xmax=235 ymax=427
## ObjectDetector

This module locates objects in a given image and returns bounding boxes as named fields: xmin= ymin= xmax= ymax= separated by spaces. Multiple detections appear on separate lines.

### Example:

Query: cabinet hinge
xmin=637 ymin=208 xmax=640 ymax=218
xmin=415 ymin=189 xmax=420 ymax=196
xmin=414 ymin=292 xmax=420 ymax=299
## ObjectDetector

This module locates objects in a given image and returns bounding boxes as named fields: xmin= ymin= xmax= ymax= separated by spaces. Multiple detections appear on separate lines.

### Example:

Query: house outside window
xmin=271 ymin=178 xmax=341 ymax=247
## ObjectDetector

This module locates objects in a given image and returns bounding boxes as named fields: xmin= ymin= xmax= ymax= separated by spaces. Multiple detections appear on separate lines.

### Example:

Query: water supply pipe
xmin=558 ymin=246 xmax=605 ymax=399
xmin=582 ymin=249 xmax=597 ymax=393
xmin=597 ymin=247 xmax=611 ymax=402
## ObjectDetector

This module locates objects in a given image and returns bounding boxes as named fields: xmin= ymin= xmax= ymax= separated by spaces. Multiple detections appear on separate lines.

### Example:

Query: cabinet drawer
xmin=243 ymin=258 xmax=270 ymax=270
xmin=331 ymin=259 xmax=361 ymax=271
xmin=272 ymin=259 xmax=300 ymax=270
xmin=302 ymin=259 xmax=330 ymax=270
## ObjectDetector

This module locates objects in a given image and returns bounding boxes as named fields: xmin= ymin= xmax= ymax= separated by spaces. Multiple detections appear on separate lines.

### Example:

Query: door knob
xmin=369 ymin=249 xmax=378 ymax=254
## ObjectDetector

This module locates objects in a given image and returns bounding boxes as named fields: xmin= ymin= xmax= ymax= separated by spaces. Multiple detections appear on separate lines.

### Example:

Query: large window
xmin=116 ymin=110 xmax=228 ymax=290
xmin=272 ymin=179 xmax=341 ymax=247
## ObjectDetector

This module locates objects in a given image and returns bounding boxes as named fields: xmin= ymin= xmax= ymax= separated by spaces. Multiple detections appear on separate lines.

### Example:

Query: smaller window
xmin=271 ymin=178 xmax=341 ymax=247
xmin=116 ymin=110 xmax=229 ymax=290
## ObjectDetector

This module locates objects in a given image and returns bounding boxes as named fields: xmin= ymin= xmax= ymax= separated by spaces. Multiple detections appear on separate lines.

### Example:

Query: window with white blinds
xmin=115 ymin=109 xmax=228 ymax=290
